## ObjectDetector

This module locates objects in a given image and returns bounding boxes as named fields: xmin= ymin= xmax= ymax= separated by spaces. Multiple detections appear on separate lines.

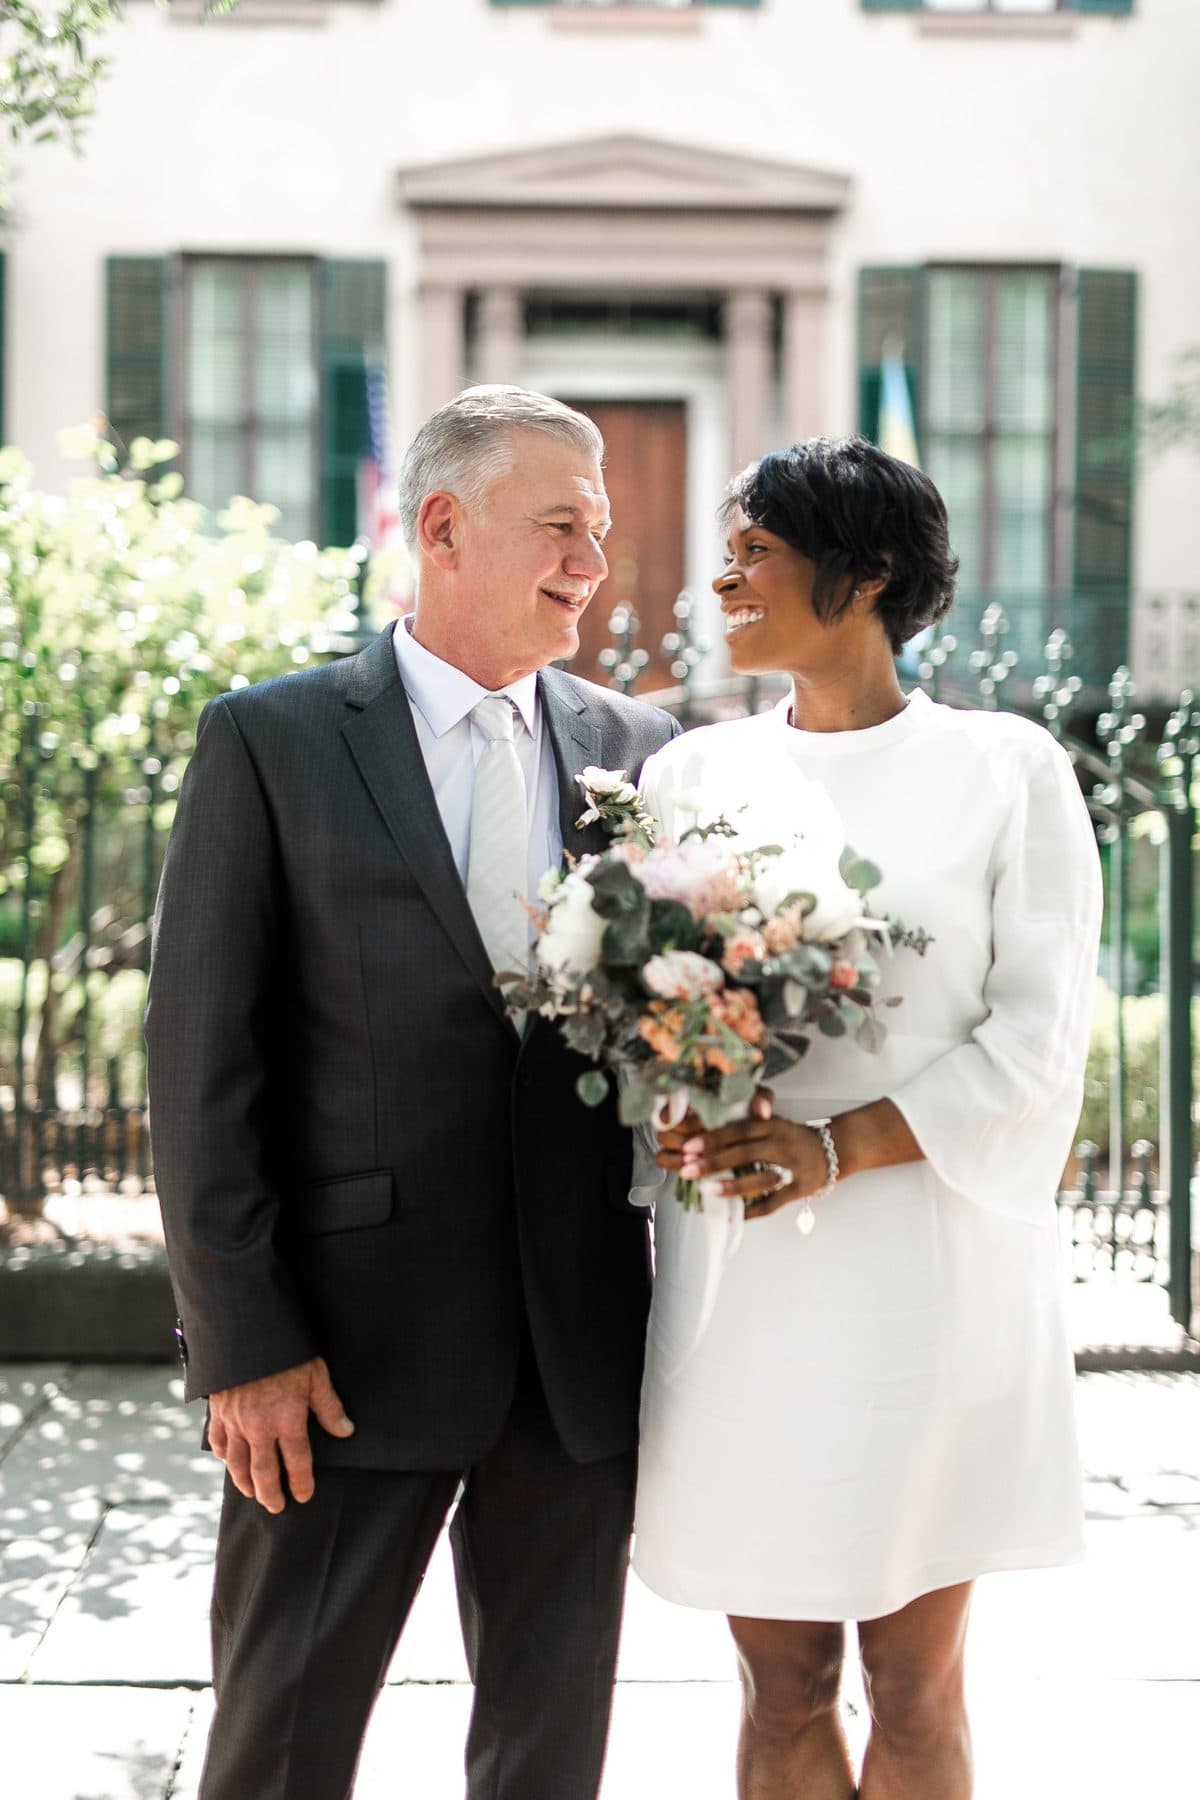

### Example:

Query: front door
xmin=562 ymin=400 xmax=687 ymax=693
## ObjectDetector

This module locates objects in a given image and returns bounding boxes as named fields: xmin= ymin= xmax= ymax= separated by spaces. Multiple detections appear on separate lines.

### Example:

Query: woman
xmin=633 ymin=437 xmax=1102 ymax=1799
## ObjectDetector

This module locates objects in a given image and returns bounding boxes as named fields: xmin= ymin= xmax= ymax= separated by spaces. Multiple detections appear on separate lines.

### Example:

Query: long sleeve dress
xmin=631 ymin=689 xmax=1104 ymax=1623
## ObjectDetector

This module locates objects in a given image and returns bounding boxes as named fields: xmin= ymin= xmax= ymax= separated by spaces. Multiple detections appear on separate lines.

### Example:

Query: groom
xmin=146 ymin=386 xmax=679 ymax=1799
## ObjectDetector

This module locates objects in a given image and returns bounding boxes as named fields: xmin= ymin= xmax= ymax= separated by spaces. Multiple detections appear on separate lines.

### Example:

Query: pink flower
xmin=762 ymin=905 xmax=803 ymax=955
xmin=638 ymin=839 xmax=739 ymax=919
xmin=722 ymin=928 xmax=767 ymax=976
xmin=829 ymin=960 xmax=858 ymax=991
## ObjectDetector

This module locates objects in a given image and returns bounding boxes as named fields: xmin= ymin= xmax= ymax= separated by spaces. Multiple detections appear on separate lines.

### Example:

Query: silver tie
xmin=466 ymin=695 xmax=530 ymax=988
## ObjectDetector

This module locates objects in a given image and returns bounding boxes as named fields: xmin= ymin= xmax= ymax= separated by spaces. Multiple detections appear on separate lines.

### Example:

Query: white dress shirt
xmin=392 ymin=616 xmax=562 ymax=908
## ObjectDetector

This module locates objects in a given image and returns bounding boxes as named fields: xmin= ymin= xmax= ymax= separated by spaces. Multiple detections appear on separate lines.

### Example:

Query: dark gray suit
xmin=146 ymin=625 xmax=679 ymax=1799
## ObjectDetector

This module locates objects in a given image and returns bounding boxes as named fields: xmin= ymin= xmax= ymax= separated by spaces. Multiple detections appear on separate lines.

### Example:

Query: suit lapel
xmin=539 ymin=667 xmax=607 ymax=863
xmin=340 ymin=627 xmax=513 ymax=1033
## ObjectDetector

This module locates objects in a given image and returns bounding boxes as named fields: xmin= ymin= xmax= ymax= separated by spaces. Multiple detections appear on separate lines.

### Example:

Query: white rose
xmin=537 ymin=866 xmax=563 ymax=903
xmin=537 ymin=872 xmax=607 ymax=974
xmin=643 ymin=950 xmax=726 ymax=1002
xmin=580 ymin=766 xmax=633 ymax=798
xmin=752 ymin=846 xmax=862 ymax=943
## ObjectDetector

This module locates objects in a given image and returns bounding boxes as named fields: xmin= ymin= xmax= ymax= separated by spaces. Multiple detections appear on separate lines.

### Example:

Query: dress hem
xmin=630 ymin=1535 xmax=1085 ymax=1624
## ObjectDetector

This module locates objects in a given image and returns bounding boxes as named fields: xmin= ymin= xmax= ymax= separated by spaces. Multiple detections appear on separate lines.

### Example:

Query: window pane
xmin=189 ymin=425 xmax=243 ymax=513
xmin=256 ymin=430 xmax=315 ymax=543
xmin=254 ymin=263 xmax=317 ymax=424
xmin=994 ymin=273 xmax=1054 ymax=431
xmin=926 ymin=273 xmax=985 ymax=432
xmin=925 ymin=436 xmax=985 ymax=594
xmin=188 ymin=263 xmax=242 ymax=424
xmin=994 ymin=436 xmax=1052 ymax=591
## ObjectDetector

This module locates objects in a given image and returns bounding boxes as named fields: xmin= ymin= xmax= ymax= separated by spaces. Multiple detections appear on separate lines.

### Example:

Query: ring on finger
xmin=748 ymin=1159 xmax=793 ymax=1195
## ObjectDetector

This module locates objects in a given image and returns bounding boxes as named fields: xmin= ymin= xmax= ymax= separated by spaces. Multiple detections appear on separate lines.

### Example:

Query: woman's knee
xmin=860 ymin=1651 xmax=966 ymax=1758
xmin=729 ymin=1617 xmax=845 ymax=1740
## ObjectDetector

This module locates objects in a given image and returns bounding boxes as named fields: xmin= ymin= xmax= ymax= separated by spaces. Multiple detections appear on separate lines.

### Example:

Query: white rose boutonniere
xmin=575 ymin=766 xmax=659 ymax=847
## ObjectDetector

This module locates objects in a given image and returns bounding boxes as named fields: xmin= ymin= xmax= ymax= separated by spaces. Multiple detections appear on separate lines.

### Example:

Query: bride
xmin=633 ymin=436 xmax=1102 ymax=1798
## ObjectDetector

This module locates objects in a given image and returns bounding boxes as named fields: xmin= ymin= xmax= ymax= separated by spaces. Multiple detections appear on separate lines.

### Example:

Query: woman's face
xmin=715 ymin=511 xmax=843 ymax=676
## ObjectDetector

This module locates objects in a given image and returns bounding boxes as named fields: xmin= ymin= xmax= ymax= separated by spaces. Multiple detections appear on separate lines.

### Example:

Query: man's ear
xmin=417 ymin=492 xmax=460 ymax=569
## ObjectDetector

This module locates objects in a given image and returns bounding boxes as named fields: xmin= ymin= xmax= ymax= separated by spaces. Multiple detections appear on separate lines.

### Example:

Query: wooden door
xmin=563 ymin=400 xmax=687 ymax=692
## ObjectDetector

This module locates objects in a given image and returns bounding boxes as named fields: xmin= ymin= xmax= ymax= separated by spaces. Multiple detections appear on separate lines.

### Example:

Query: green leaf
xmin=840 ymin=847 xmax=883 ymax=894
xmin=856 ymin=1016 xmax=888 ymax=1054
xmin=603 ymin=911 xmax=651 ymax=967
xmin=576 ymin=1069 xmax=610 ymax=1108
xmin=648 ymin=898 xmax=699 ymax=953
xmin=617 ymin=1081 xmax=657 ymax=1126
xmin=818 ymin=1009 xmax=847 ymax=1039
xmin=719 ymin=1071 xmax=757 ymax=1109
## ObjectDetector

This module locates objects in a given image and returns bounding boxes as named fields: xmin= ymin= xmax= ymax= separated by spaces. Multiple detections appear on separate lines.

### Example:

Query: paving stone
xmin=0 ymin=1371 xmax=219 ymax=1516
xmin=0 ymin=1365 xmax=69 ymax=1457
xmin=0 ymin=1503 xmax=104 ymax=1680
xmin=29 ymin=1496 xmax=219 ymax=1684
xmin=0 ymin=1683 xmax=193 ymax=1800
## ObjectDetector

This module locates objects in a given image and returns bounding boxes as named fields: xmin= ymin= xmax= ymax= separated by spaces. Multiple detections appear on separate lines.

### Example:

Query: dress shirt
xmin=392 ymin=615 xmax=562 ymax=908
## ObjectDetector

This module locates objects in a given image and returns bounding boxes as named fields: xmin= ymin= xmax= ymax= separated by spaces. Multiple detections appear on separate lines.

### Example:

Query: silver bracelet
xmin=797 ymin=1117 xmax=840 ymax=1237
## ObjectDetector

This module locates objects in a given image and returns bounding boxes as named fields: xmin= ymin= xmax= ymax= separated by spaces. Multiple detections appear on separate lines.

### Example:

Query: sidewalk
xmin=1 ymin=1364 xmax=1197 ymax=1800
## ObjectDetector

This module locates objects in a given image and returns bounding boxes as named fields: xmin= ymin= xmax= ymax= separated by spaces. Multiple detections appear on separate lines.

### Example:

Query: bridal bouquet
xmin=501 ymin=765 xmax=930 ymax=1213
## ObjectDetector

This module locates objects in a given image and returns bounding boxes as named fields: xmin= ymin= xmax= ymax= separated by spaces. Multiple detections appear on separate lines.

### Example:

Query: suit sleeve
xmin=889 ymin=736 xmax=1103 ymax=1225
xmin=145 ymin=696 xmax=318 ymax=1398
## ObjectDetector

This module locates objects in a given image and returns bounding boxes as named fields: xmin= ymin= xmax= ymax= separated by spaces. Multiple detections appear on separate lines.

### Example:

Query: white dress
xmin=631 ymin=689 xmax=1104 ymax=1623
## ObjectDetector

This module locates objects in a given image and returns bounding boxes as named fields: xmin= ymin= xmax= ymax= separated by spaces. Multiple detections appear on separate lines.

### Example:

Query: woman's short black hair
xmin=720 ymin=436 xmax=959 ymax=652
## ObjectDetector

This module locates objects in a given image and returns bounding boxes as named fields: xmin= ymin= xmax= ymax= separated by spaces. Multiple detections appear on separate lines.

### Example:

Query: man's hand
xmin=207 ymin=1356 xmax=355 ymax=1514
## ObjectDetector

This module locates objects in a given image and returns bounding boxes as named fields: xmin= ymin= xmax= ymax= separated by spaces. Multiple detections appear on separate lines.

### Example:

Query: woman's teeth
xmin=725 ymin=607 xmax=766 ymax=636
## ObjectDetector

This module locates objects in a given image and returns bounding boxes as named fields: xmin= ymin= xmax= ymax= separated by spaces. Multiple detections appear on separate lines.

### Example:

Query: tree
xmin=0 ymin=425 xmax=382 ymax=1219
xmin=1139 ymin=348 xmax=1200 ymax=460
xmin=0 ymin=0 xmax=235 ymax=152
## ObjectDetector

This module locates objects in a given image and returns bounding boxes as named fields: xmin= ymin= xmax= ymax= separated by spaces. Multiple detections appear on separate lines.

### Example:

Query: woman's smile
xmin=723 ymin=605 xmax=767 ymax=637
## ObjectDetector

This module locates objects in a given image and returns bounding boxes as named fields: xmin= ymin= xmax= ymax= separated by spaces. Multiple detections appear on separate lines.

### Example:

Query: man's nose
xmin=565 ymin=536 xmax=608 ymax=584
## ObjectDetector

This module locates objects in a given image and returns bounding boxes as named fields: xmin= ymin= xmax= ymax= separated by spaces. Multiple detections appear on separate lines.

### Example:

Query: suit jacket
xmin=145 ymin=625 xmax=680 ymax=1468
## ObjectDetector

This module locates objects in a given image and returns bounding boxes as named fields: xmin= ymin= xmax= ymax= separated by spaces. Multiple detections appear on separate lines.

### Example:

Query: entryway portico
xmin=395 ymin=134 xmax=850 ymax=680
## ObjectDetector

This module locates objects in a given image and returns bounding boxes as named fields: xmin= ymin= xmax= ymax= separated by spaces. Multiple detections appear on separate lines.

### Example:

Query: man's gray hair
xmin=397 ymin=386 xmax=604 ymax=551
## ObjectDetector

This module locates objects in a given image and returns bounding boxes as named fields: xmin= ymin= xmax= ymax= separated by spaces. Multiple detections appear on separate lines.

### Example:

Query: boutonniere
xmin=575 ymin=766 xmax=659 ymax=848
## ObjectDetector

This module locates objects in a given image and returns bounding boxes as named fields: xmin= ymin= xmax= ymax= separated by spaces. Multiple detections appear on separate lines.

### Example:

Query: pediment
xmin=397 ymin=133 xmax=850 ymax=215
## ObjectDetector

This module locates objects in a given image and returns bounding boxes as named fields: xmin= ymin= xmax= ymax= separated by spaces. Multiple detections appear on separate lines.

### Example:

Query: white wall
xmin=4 ymin=0 xmax=1196 ymax=595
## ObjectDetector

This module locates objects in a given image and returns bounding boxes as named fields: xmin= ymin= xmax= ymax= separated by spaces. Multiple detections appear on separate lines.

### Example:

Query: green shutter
xmin=319 ymin=259 xmax=387 ymax=549
xmin=1072 ymin=1 xmax=1134 ymax=15
xmin=858 ymin=267 xmax=924 ymax=443
xmin=1074 ymin=270 xmax=1137 ymax=629
xmin=105 ymin=257 xmax=170 ymax=457
xmin=861 ymin=1 xmax=922 ymax=12
xmin=0 ymin=251 xmax=6 ymax=443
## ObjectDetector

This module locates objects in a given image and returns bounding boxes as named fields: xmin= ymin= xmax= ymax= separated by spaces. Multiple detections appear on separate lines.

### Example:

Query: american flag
xmin=357 ymin=350 xmax=402 ymax=555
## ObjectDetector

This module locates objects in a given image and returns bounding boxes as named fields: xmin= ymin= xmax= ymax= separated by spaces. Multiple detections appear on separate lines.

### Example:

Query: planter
xmin=0 ymin=1240 xmax=177 ymax=1361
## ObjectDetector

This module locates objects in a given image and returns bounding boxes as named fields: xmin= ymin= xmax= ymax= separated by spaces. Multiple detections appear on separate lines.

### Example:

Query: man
xmin=146 ymin=386 xmax=680 ymax=1800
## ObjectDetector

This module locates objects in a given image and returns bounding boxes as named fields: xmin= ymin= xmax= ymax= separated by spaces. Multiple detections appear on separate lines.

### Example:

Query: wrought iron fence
xmin=2 ymin=589 xmax=1196 ymax=1345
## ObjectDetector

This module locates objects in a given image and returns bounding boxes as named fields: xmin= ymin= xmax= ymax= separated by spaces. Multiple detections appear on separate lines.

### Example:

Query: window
xmin=491 ymin=2 xmax=761 ymax=11
xmin=184 ymin=258 xmax=318 ymax=543
xmin=106 ymin=256 xmax=387 ymax=548
xmin=862 ymin=2 xmax=1132 ymax=15
xmin=859 ymin=265 xmax=1137 ymax=683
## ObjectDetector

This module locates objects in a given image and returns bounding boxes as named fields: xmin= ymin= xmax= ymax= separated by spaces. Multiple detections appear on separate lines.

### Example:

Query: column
xmin=417 ymin=283 xmax=466 ymax=419
xmin=725 ymin=289 xmax=774 ymax=472
xmin=476 ymin=286 xmax=523 ymax=387
xmin=782 ymin=289 xmax=828 ymax=444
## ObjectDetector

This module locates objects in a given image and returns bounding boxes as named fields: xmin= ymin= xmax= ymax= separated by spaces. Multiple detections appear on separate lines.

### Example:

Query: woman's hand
xmin=656 ymin=1091 xmax=833 ymax=1221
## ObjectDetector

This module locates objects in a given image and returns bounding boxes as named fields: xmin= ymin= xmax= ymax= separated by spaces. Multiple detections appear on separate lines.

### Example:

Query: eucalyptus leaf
xmin=576 ymin=1069 xmax=610 ymax=1108
xmin=617 ymin=1081 xmax=657 ymax=1126
xmin=818 ymin=1009 xmax=847 ymax=1039
xmin=856 ymin=1016 xmax=888 ymax=1054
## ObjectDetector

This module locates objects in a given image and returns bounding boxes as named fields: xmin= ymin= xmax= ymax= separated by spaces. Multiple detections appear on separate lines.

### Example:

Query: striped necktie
xmin=466 ymin=695 xmax=530 ymax=990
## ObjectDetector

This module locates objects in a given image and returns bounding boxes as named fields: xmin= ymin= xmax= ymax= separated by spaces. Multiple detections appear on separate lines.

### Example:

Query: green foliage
xmin=0 ymin=2 xmax=238 ymax=154
xmin=1078 ymin=979 xmax=1200 ymax=1158
xmin=0 ymin=426 xmax=382 ymax=1124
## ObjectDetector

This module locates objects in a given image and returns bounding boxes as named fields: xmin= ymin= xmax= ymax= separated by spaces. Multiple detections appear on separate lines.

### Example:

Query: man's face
xmin=431 ymin=432 xmax=612 ymax=684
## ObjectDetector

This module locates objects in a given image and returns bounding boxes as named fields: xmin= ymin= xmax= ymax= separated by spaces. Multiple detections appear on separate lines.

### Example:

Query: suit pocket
xmin=291 ymin=1170 xmax=393 ymax=1235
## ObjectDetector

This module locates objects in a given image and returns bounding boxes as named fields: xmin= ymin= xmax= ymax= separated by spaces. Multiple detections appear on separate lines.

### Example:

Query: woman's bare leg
xmin=857 ymin=1581 xmax=974 ymax=1799
xmin=727 ymin=1615 xmax=855 ymax=1799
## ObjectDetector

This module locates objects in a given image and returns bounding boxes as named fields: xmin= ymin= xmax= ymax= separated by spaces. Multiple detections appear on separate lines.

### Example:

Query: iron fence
xmin=2 ymin=589 xmax=1196 ymax=1346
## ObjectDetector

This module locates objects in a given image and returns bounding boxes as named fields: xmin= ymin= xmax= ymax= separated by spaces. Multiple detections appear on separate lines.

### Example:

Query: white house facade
xmin=2 ymin=0 xmax=1195 ymax=698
